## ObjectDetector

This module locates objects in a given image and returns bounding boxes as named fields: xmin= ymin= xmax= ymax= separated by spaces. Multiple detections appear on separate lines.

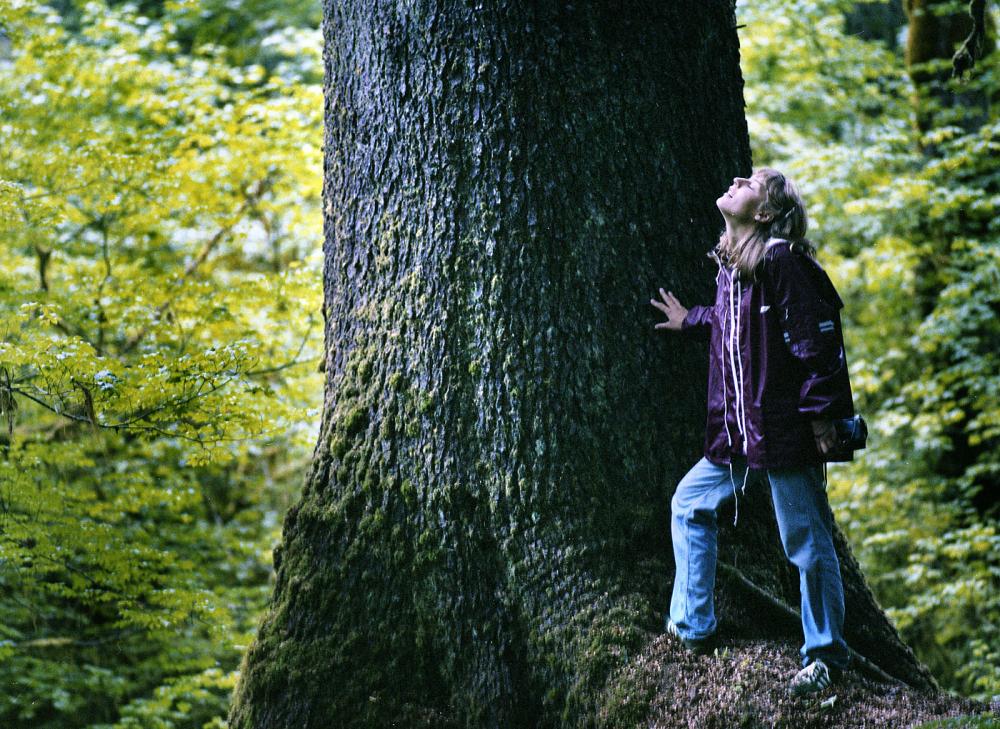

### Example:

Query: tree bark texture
xmin=229 ymin=2 xmax=937 ymax=727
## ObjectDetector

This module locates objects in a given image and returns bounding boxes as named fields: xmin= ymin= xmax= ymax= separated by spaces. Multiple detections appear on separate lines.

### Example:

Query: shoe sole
xmin=790 ymin=683 xmax=827 ymax=697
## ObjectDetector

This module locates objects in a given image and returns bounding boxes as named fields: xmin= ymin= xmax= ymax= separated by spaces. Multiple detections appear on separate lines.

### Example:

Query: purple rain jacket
xmin=681 ymin=238 xmax=855 ymax=470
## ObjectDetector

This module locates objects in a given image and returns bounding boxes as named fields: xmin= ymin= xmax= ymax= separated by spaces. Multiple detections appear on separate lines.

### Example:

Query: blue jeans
xmin=668 ymin=456 xmax=850 ymax=669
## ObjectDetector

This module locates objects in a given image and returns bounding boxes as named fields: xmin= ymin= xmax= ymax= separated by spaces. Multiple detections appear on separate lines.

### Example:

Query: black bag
xmin=833 ymin=415 xmax=868 ymax=452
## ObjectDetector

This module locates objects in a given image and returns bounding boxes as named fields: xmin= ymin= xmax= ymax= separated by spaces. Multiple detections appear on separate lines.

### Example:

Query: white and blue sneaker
xmin=789 ymin=659 xmax=837 ymax=696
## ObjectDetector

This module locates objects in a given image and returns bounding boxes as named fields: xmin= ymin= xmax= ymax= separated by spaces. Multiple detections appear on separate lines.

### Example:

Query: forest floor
xmin=642 ymin=635 xmax=998 ymax=728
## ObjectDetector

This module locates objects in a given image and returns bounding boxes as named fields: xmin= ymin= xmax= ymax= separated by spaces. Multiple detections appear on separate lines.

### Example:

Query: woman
xmin=649 ymin=168 xmax=855 ymax=697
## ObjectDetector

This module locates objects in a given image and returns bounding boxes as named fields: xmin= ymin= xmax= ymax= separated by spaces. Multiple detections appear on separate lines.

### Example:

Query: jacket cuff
xmin=681 ymin=305 xmax=711 ymax=332
xmin=798 ymin=373 xmax=854 ymax=418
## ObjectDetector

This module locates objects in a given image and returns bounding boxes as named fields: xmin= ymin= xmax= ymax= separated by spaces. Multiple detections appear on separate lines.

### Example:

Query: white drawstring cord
xmin=732 ymin=463 xmax=752 ymax=527
xmin=721 ymin=307 xmax=733 ymax=448
xmin=734 ymin=279 xmax=748 ymax=451
xmin=730 ymin=462 xmax=738 ymax=526
xmin=722 ymin=266 xmax=753 ymax=525
xmin=717 ymin=263 xmax=734 ymax=450
xmin=714 ymin=259 xmax=755 ymax=527
xmin=727 ymin=271 xmax=740 ymax=442
xmin=723 ymin=286 xmax=740 ymax=527
xmin=726 ymin=272 xmax=749 ymax=448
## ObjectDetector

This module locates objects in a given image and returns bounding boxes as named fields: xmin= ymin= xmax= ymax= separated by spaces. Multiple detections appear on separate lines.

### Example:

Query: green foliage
xmin=740 ymin=0 xmax=1000 ymax=701
xmin=0 ymin=1 xmax=322 ymax=726
xmin=914 ymin=716 xmax=1000 ymax=729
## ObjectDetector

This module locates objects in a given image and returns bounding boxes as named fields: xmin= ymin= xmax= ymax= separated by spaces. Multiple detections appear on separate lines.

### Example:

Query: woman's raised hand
xmin=650 ymin=288 xmax=688 ymax=332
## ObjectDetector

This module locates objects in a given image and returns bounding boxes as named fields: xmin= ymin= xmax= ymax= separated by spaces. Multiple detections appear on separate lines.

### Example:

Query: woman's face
xmin=717 ymin=174 xmax=768 ymax=223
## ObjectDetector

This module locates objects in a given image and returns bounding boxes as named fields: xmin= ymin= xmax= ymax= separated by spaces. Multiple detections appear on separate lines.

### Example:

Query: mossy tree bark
xmin=229 ymin=2 xmax=936 ymax=726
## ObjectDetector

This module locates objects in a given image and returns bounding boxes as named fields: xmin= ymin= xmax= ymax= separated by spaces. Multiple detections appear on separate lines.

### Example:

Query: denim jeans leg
xmin=668 ymin=456 xmax=745 ymax=640
xmin=767 ymin=464 xmax=850 ymax=670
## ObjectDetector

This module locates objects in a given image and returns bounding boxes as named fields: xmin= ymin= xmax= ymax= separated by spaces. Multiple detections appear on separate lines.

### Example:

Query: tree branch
xmin=244 ymin=317 xmax=318 ymax=377
xmin=16 ymin=627 xmax=146 ymax=649
xmin=120 ymin=177 xmax=273 ymax=354
xmin=952 ymin=0 xmax=988 ymax=79
xmin=10 ymin=367 xmax=289 ymax=445
xmin=717 ymin=560 xmax=906 ymax=689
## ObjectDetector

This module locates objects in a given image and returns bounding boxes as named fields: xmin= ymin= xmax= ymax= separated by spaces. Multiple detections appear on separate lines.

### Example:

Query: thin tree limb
xmin=952 ymin=0 xmax=988 ymax=78
xmin=120 ymin=176 xmax=273 ymax=354
xmin=717 ymin=560 xmax=906 ymax=689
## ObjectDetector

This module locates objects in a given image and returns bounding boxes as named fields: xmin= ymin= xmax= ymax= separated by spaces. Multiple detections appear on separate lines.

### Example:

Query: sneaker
xmin=789 ymin=659 xmax=838 ymax=696
xmin=664 ymin=619 xmax=716 ymax=655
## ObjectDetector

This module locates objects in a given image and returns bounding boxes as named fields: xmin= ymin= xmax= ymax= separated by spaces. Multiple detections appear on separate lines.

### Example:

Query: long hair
xmin=714 ymin=167 xmax=815 ymax=279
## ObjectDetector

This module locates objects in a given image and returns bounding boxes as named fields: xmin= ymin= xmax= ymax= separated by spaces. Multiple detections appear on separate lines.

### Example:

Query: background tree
xmin=229 ymin=2 xmax=986 ymax=727
xmin=903 ymin=0 xmax=993 ymax=133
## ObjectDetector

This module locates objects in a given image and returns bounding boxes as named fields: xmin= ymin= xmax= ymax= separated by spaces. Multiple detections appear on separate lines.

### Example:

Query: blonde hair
xmin=714 ymin=167 xmax=814 ymax=279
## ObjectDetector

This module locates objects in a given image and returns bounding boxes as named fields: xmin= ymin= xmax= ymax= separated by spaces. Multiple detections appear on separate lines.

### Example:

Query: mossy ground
xmin=640 ymin=635 xmax=993 ymax=729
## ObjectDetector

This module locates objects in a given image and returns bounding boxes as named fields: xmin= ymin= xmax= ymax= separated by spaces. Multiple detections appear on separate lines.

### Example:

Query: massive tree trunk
xmin=229 ymin=2 xmax=965 ymax=727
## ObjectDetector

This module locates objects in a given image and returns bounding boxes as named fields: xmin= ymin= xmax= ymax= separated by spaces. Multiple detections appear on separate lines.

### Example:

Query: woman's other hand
xmin=812 ymin=419 xmax=837 ymax=455
xmin=650 ymin=288 xmax=688 ymax=332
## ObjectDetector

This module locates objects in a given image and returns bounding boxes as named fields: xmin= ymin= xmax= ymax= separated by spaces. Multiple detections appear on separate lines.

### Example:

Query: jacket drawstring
xmin=725 ymin=269 xmax=749 ymax=450
xmin=734 ymin=278 xmax=748 ymax=449
xmin=718 ymin=262 xmax=751 ymax=526
xmin=719 ymin=269 xmax=733 ymax=450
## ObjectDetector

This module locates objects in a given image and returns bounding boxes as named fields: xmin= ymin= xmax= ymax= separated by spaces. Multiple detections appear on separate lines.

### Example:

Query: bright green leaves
xmin=0 ymin=0 xmax=323 ymax=460
xmin=0 ymin=1 xmax=322 ymax=726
